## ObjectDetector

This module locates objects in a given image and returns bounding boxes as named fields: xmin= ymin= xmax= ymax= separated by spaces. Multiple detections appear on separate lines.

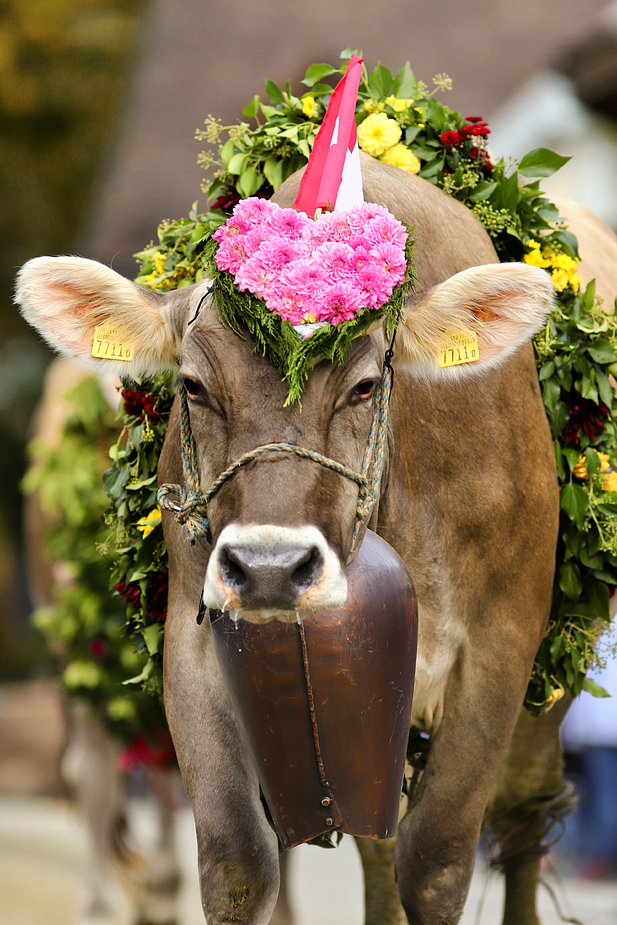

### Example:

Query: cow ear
xmin=15 ymin=256 xmax=195 ymax=376
xmin=394 ymin=263 xmax=554 ymax=379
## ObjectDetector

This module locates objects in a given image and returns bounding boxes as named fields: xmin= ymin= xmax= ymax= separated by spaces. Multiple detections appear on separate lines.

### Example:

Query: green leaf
xmin=368 ymin=62 xmax=394 ymax=99
xmin=302 ymin=63 xmax=338 ymax=88
xmin=518 ymin=148 xmax=571 ymax=178
xmin=391 ymin=62 xmax=418 ymax=99
xmin=265 ymin=80 xmax=284 ymax=106
xmin=242 ymin=95 xmax=260 ymax=119
xmin=559 ymin=561 xmax=583 ymax=598
xmin=561 ymin=481 xmax=589 ymax=528
xmin=228 ymin=152 xmax=249 ymax=175
xmin=237 ymin=165 xmax=262 ymax=198
xmin=263 ymin=157 xmax=284 ymax=190
xmin=582 ymin=677 xmax=611 ymax=698
xmin=468 ymin=181 xmax=498 ymax=203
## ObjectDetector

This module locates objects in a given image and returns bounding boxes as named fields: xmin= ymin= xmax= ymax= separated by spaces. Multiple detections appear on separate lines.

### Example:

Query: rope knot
xmin=158 ymin=483 xmax=211 ymax=541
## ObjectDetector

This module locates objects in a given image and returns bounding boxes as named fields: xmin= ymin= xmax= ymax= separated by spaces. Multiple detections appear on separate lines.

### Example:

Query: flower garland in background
xmin=34 ymin=52 xmax=617 ymax=725
xmin=23 ymin=376 xmax=173 ymax=759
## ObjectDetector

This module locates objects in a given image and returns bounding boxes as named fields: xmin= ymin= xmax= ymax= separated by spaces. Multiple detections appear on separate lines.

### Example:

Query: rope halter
xmin=158 ymin=340 xmax=395 ymax=563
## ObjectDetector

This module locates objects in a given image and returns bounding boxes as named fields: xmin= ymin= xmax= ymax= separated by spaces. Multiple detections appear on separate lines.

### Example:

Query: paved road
xmin=0 ymin=795 xmax=616 ymax=925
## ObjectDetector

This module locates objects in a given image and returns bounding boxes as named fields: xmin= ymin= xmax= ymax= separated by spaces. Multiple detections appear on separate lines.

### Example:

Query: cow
xmin=15 ymin=153 xmax=617 ymax=925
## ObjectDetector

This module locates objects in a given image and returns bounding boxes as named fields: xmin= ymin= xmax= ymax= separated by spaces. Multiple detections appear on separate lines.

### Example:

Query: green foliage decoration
xmin=23 ymin=376 xmax=169 ymax=745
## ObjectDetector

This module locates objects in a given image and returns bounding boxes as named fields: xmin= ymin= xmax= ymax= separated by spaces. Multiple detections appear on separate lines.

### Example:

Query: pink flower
xmin=365 ymin=215 xmax=407 ymax=249
xmin=313 ymin=241 xmax=355 ymax=278
xmin=213 ymin=197 xmax=408 ymax=325
xmin=356 ymin=264 xmax=394 ymax=308
xmin=370 ymin=242 xmax=407 ymax=284
xmin=215 ymin=235 xmax=252 ymax=274
xmin=266 ymin=207 xmax=311 ymax=240
xmin=317 ymin=281 xmax=363 ymax=325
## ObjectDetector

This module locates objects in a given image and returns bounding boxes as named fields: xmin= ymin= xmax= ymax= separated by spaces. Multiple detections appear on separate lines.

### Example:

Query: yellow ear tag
xmin=92 ymin=326 xmax=133 ymax=362
xmin=438 ymin=330 xmax=479 ymax=368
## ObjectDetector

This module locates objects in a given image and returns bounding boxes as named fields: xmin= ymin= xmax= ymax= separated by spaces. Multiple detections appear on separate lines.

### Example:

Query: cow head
xmin=16 ymin=200 xmax=554 ymax=622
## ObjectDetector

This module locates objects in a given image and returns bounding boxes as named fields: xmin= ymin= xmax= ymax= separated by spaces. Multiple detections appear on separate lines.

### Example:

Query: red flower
xmin=468 ymin=123 xmax=490 ymax=138
xmin=114 ymin=578 xmax=142 ymax=608
xmin=146 ymin=571 xmax=168 ymax=623
xmin=563 ymin=391 xmax=609 ymax=445
xmin=469 ymin=147 xmax=493 ymax=173
xmin=465 ymin=116 xmax=484 ymax=124
xmin=118 ymin=729 xmax=176 ymax=772
xmin=89 ymin=639 xmax=106 ymax=659
xmin=440 ymin=130 xmax=464 ymax=147
xmin=210 ymin=186 xmax=241 ymax=213
xmin=121 ymin=388 xmax=162 ymax=422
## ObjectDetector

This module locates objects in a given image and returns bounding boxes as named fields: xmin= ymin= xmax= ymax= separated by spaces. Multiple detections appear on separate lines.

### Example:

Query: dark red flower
xmin=118 ymin=729 xmax=176 ymax=771
xmin=121 ymin=388 xmax=162 ymax=422
xmin=468 ymin=123 xmax=490 ymax=137
xmin=210 ymin=186 xmax=241 ymax=213
xmin=469 ymin=147 xmax=493 ymax=173
xmin=440 ymin=130 xmax=464 ymax=147
xmin=465 ymin=116 xmax=484 ymax=124
xmin=89 ymin=639 xmax=106 ymax=659
xmin=563 ymin=391 xmax=609 ymax=445
xmin=113 ymin=578 xmax=142 ymax=608
xmin=146 ymin=571 xmax=168 ymax=623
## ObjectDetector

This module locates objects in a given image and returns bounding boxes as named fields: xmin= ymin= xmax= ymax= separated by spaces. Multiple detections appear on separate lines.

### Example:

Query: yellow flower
xmin=136 ymin=506 xmax=162 ymax=539
xmin=385 ymin=95 xmax=413 ymax=112
xmin=524 ymin=241 xmax=551 ymax=270
xmin=154 ymin=252 xmax=166 ymax=274
xmin=301 ymin=96 xmax=316 ymax=118
xmin=602 ymin=471 xmax=617 ymax=493
xmin=357 ymin=112 xmax=402 ymax=157
xmin=379 ymin=143 xmax=421 ymax=174
xmin=573 ymin=451 xmax=610 ymax=479
xmin=551 ymin=269 xmax=569 ymax=292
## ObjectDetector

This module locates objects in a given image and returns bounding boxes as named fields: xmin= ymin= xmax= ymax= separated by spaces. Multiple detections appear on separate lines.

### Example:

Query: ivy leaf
xmin=391 ymin=62 xmax=418 ymax=99
xmin=367 ymin=62 xmax=394 ymax=99
xmin=242 ymin=95 xmax=260 ymax=119
xmin=582 ymin=677 xmax=611 ymax=698
xmin=561 ymin=482 xmax=590 ymax=529
xmin=519 ymin=148 xmax=571 ymax=178
xmin=265 ymin=80 xmax=284 ymax=106
xmin=302 ymin=63 xmax=338 ymax=88
xmin=559 ymin=561 xmax=583 ymax=598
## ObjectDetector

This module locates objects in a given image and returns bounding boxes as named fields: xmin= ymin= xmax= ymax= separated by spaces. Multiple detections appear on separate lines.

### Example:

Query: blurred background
xmin=2 ymin=0 xmax=617 ymax=922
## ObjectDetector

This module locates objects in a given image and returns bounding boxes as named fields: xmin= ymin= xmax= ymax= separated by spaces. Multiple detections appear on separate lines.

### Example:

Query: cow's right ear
xmin=15 ymin=256 xmax=196 ymax=376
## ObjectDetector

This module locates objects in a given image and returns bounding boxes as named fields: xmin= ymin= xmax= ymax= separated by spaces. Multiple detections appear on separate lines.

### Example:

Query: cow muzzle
xmin=203 ymin=524 xmax=348 ymax=621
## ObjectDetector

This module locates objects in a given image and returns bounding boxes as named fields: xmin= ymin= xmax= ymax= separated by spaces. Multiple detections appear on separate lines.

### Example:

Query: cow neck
xmin=157 ymin=337 xmax=396 ymax=564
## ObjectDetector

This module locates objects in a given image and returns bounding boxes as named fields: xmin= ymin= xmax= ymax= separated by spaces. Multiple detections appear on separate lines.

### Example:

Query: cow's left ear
xmin=394 ymin=263 xmax=554 ymax=379
xmin=15 ymin=256 xmax=199 ymax=376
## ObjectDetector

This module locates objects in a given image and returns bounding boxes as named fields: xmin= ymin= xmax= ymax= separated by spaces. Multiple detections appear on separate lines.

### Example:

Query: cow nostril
xmin=291 ymin=546 xmax=323 ymax=592
xmin=219 ymin=546 xmax=248 ymax=590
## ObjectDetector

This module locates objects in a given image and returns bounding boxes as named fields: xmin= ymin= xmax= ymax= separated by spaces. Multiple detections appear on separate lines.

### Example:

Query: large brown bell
xmin=210 ymin=529 xmax=417 ymax=849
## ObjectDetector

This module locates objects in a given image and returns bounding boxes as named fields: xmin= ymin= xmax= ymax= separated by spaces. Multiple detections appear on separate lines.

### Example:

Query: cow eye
xmin=349 ymin=379 xmax=377 ymax=406
xmin=180 ymin=376 xmax=208 ymax=405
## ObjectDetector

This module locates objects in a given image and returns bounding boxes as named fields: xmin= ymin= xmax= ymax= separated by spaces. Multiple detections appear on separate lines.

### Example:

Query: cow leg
xmin=355 ymin=837 xmax=407 ymax=925
xmin=164 ymin=602 xmax=280 ymax=925
xmin=133 ymin=782 xmax=182 ymax=925
xmin=394 ymin=636 xmax=544 ymax=924
xmin=484 ymin=697 xmax=576 ymax=925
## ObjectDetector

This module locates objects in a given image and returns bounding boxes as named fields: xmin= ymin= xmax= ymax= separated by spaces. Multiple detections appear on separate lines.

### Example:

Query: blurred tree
xmin=0 ymin=0 xmax=147 ymax=679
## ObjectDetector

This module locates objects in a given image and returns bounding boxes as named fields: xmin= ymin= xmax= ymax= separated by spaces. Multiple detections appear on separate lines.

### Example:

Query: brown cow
xmin=15 ymin=154 xmax=614 ymax=924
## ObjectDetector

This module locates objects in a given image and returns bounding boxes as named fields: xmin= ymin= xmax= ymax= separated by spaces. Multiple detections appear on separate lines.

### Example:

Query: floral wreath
xmin=31 ymin=52 xmax=617 ymax=737
xmin=205 ymin=197 xmax=414 ymax=402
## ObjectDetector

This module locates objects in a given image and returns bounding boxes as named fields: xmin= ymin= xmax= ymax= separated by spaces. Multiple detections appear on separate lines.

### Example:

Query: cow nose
xmin=203 ymin=524 xmax=348 ymax=615
xmin=218 ymin=541 xmax=324 ymax=610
